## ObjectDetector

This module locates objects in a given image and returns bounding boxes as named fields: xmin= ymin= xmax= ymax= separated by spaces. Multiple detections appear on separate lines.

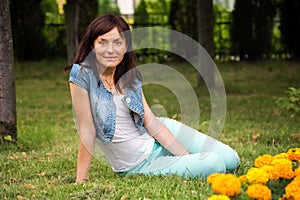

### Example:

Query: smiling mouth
xmin=104 ymin=57 xmax=118 ymax=61
xmin=104 ymin=57 xmax=118 ymax=60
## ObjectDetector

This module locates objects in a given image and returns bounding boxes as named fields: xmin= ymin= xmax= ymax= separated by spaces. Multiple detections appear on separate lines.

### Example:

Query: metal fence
xmin=46 ymin=12 xmax=284 ymax=61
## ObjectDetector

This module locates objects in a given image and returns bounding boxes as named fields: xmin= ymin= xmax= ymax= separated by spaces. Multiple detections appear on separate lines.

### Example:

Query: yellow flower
xmin=294 ymin=166 xmax=300 ymax=177
xmin=246 ymin=183 xmax=272 ymax=200
xmin=260 ymin=165 xmax=276 ymax=180
xmin=271 ymin=159 xmax=294 ymax=179
xmin=284 ymin=178 xmax=300 ymax=199
xmin=210 ymin=174 xmax=241 ymax=197
xmin=207 ymin=173 xmax=222 ymax=185
xmin=278 ymin=194 xmax=293 ymax=200
xmin=246 ymin=167 xmax=269 ymax=184
xmin=207 ymin=150 xmax=300 ymax=200
xmin=287 ymin=148 xmax=300 ymax=161
xmin=294 ymin=176 xmax=300 ymax=182
xmin=238 ymin=175 xmax=247 ymax=184
xmin=279 ymin=194 xmax=293 ymax=200
xmin=208 ymin=194 xmax=230 ymax=200
xmin=255 ymin=154 xmax=273 ymax=168
xmin=273 ymin=153 xmax=289 ymax=160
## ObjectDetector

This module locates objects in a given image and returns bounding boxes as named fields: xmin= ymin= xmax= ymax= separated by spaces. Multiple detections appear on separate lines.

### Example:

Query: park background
xmin=0 ymin=0 xmax=300 ymax=199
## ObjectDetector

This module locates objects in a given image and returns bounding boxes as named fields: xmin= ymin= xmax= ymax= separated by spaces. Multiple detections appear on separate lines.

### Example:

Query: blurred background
xmin=8 ymin=0 xmax=300 ymax=63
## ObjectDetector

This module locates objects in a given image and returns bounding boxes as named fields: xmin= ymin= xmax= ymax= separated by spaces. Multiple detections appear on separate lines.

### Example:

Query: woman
xmin=65 ymin=14 xmax=240 ymax=183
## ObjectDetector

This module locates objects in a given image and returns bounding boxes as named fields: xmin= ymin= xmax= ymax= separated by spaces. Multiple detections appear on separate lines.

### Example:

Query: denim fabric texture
xmin=69 ymin=63 xmax=146 ymax=144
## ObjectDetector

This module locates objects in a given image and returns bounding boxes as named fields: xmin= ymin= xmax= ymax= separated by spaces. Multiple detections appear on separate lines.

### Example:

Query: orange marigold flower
xmin=208 ymin=194 xmax=230 ymax=200
xmin=273 ymin=153 xmax=289 ymax=160
xmin=210 ymin=174 xmax=241 ymax=197
xmin=207 ymin=173 xmax=222 ymax=185
xmin=284 ymin=178 xmax=300 ymax=199
xmin=246 ymin=168 xmax=269 ymax=184
xmin=246 ymin=184 xmax=272 ymax=200
xmin=278 ymin=194 xmax=293 ymax=200
xmin=260 ymin=165 xmax=276 ymax=180
xmin=271 ymin=159 xmax=294 ymax=179
xmin=294 ymin=166 xmax=300 ymax=177
xmin=287 ymin=148 xmax=300 ymax=161
xmin=238 ymin=175 xmax=247 ymax=184
xmin=294 ymin=176 xmax=300 ymax=181
xmin=255 ymin=154 xmax=273 ymax=168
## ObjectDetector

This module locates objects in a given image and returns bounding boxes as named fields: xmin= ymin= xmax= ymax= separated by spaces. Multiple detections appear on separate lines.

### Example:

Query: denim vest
xmin=69 ymin=64 xmax=146 ymax=144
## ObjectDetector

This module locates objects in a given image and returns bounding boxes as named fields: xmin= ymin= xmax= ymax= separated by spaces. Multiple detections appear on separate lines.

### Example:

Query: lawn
xmin=0 ymin=59 xmax=299 ymax=199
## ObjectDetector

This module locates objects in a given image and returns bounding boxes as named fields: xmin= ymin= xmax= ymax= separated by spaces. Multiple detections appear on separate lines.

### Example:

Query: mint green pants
xmin=125 ymin=118 xmax=240 ymax=179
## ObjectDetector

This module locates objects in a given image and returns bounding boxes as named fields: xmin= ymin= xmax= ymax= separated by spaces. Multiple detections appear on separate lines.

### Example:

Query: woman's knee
xmin=225 ymin=150 xmax=240 ymax=172
xmin=202 ymin=152 xmax=226 ymax=172
xmin=187 ymin=152 xmax=226 ymax=178
xmin=211 ymin=142 xmax=240 ymax=171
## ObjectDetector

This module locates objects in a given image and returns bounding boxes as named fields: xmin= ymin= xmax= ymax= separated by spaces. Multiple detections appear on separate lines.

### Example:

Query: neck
xmin=103 ymin=69 xmax=115 ymax=78
xmin=100 ymin=66 xmax=115 ymax=79
xmin=101 ymin=67 xmax=116 ymax=91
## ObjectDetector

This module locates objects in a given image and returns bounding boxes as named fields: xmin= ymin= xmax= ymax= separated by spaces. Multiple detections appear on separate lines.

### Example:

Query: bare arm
xmin=70 ymin=83 xmax=96 ymax=183
xmin=142 ymin=92 xmax=190 ymax=156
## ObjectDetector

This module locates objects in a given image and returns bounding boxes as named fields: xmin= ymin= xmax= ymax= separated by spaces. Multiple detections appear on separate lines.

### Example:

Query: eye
xmin=114 ymin=41 xmax=122 ymax=45
xmin=99 ymin=40 xmax=107 ymax=46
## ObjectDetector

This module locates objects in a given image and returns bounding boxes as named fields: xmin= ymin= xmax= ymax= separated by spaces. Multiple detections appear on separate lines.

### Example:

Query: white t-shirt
xmin=97 ymin=95 xmax=155 ymax=172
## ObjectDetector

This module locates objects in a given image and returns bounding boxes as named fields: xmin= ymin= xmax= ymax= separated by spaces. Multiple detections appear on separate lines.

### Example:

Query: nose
xmin=107 ymin=43 xmax=114 ymax=54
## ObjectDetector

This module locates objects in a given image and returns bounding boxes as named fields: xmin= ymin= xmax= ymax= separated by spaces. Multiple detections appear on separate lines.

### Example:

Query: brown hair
xmin=64 ymin=13 xmax=140 ymax=91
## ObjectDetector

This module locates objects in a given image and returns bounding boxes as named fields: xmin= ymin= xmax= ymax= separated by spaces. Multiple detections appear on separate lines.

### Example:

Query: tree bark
xmin=65 ymin=0 xmax=98 ymax=64
xmin=65 ymin=0 xmax=79 ymax=64
xmin=0 ymin=0 xmax=17 ymax=143
xmin=197 ymin=0 xmax=215 ymax=87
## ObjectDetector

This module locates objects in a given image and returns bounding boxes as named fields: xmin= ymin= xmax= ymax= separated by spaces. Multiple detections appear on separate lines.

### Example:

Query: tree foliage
xmin=169 ymin=0 xmax=198 ymax=41
xmin=279 ymin=0 xmax=300 ymax=59
xmin=213 ymin=4 xmax=232 ymax=58
xmin=98 ymin=0 xmax=120 ymax=16
xmin=78 ymin=0 xmax=99 ymax=41
xmin=134 ymin=0 xmax=149 ymax=27
xmin=10 ymin=0 xmax=98 ymax=61
xmin=147 ymin=0 xmax=169 ymax=25
xmin=134 ymin=0 xmax=169 ymax=26
xmin=231 ymin=0 xmax=276 ymax=60
xmin=133 ymin=0 xmax=171 ymax=62
xmin=41 ymin=0 xmax=66 ymax=58
xmin=10 ymin=0 xmax=47 ymax=60
xmin=8 ymin=0 xmax=300 ymax=61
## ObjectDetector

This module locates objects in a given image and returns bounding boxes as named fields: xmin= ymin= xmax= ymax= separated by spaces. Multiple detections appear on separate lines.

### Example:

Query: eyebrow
xmin=99 ymin=37 xmax=123 ymax=41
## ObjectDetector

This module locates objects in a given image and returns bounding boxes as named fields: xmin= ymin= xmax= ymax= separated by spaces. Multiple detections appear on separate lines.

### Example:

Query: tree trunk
xmin=197 ymin=0 xmax=215 ymax=87
xmin=0 ymin=0 xmax=17 ymax=143
xmin=64 ymin=0 xmax=98 ymax=64
xmin=78 ymin=0 xmax=98 ymax=41
xmin=65 ymin=0 xmax=79 ymax=64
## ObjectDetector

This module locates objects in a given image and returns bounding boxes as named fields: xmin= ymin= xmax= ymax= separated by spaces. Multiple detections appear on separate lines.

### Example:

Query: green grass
xmin=1 ymin=59 xmax=300 ymax=199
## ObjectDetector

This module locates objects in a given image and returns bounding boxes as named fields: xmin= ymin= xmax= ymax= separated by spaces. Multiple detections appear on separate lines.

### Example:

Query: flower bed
xmin=207 ymin=148 xmax=300 ymax=200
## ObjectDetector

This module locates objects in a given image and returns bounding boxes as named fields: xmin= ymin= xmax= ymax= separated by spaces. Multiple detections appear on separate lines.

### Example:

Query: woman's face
xmin=93 ymin=27 xmax=127 ymax=69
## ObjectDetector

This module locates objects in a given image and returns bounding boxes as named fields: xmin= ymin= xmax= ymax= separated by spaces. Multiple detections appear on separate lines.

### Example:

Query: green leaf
xmin=4 ymin=135 xmax=12 ymax=141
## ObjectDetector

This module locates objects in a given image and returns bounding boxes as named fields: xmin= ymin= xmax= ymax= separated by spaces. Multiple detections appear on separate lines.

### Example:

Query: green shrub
xmin=276 ymin=87 xmax=300 ymax=113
